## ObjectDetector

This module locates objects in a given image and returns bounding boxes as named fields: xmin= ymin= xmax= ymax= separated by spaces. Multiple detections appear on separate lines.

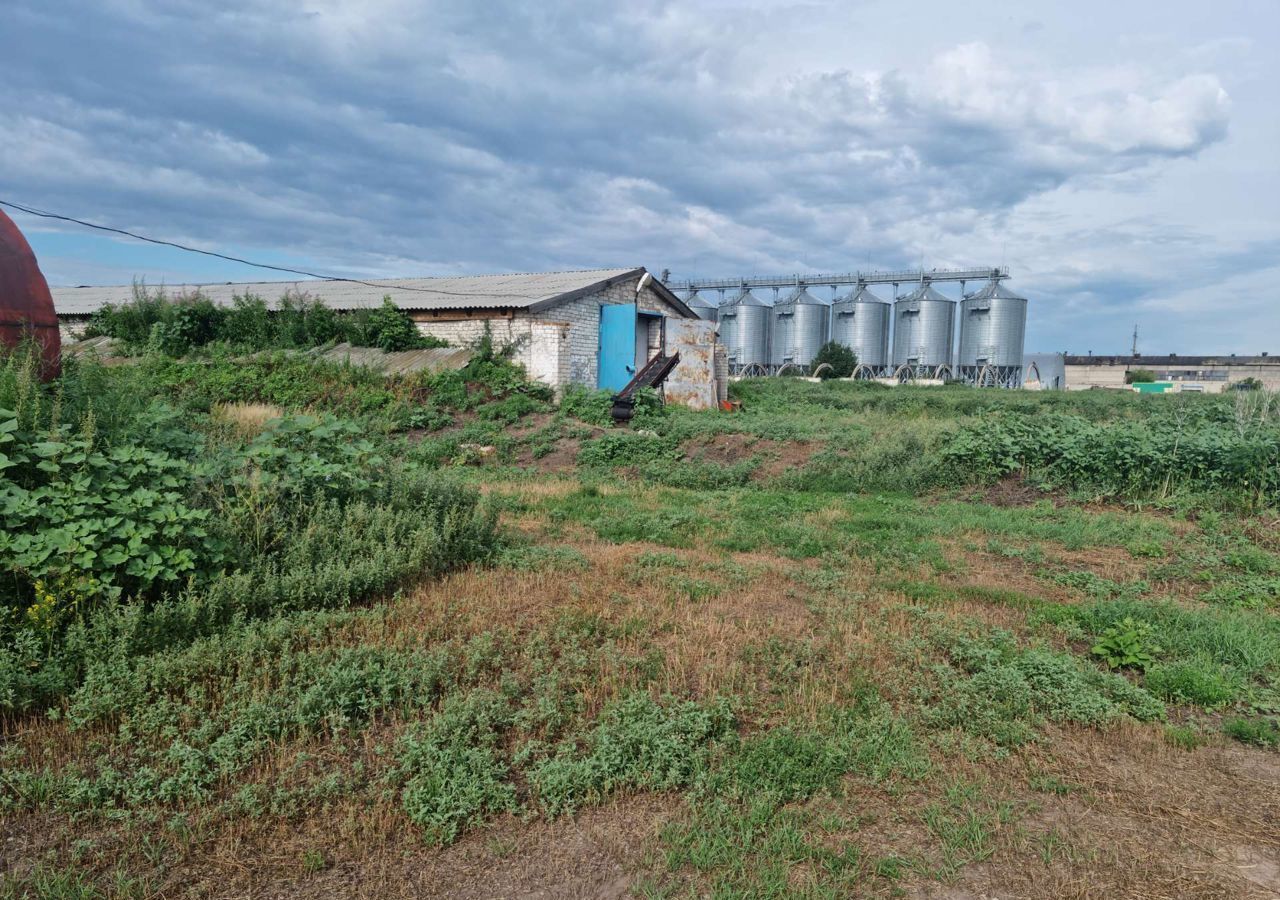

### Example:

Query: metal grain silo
xmin=717 ymin=289 xmax=771 ymax=372
xmin=958 ymin=281 xmax=1027 ymax=387
xmin=770 ymin=287 xmax=830 ymax=370
xmin=685 ymin=290 xmax=719 ymax=323
xmin=830 ymin=285 xmax=890 ymax=373
xmin=892 ymin=284 xmax=955 ymax=373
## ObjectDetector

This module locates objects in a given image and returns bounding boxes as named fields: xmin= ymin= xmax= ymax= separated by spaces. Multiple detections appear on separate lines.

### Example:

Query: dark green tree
xmin=811 ymin=342 xmax=858 ymax=379
xmin=220 ymin=294 xmax=275 ymax=349
xmin=365 ymin=297 xmax=423 ymax=351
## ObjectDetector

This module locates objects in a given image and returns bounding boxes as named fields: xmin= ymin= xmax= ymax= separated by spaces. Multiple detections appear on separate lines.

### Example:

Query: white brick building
xmin=50 ymin=267 xmax=712 ymax=397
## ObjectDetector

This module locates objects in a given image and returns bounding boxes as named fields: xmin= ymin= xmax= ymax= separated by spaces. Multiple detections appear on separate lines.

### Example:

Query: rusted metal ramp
xmin=610 ymin=351 xmax=680 ymax=422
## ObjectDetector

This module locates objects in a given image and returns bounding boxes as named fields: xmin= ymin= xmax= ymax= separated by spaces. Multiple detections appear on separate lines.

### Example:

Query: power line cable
xmin=0 ymin=198 xmax=547 ymax=300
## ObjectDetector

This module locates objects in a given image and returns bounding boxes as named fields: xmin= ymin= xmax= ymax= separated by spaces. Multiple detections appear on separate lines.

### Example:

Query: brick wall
xmin=409 ymin=316 xmax=555 ymax=385
xmin=556 ymin=275 xmax=682 ymax=387
xmin=411 ymin=273 xmax=686 ymax=392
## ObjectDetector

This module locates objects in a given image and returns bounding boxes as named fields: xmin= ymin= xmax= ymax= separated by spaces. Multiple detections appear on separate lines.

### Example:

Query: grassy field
xmin=3 ymin=346 xmax=1280 ymax=898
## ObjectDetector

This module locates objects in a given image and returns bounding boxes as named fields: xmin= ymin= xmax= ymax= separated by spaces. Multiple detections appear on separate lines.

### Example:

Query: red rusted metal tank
xmin=0 ymin=208 xmax=61 ymax=379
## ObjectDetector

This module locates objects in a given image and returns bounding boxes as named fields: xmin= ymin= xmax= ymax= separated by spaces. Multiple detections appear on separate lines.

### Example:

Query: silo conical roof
xmin=685 ymin=292 xmax=718 ymax=312
xmin=899 ymin=284 xmax=952 ymax=304
xmin=727 ymin=289 xmax=770 ymax=307
xmin=838 ymin=285 xmax=886 ymax=305
xmin=777 ymin=287 xmax=829 ymax=307
xmin=964 ymin=281 xmax=1025 ymax=301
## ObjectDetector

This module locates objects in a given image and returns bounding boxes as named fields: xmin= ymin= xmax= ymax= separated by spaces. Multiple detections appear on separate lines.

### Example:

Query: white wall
xmin=412 ymin=273 xmax=684 ymax=392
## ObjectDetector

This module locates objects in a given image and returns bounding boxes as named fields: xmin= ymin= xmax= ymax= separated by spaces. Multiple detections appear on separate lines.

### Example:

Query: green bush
xmin=1 ymin=466 xmax=496 ymax=713
xmin=558 ymin=385 xmax=615 ymax=427
xmin=530 ymin=694 xmax=735 ymax=815
xmin=0 ymin=352 xmax=499 ymax=714
xmin=928 ymin=630 xmax=1164 ymax=747
xmin=220 ymin=413 xmax=385 ymax=505
xmin=363 ymin=297 xmax=428 ymax=352
xmin=941 ymin=410 xmax=1280 ymax=505
xmin=0 ymin=410 xmax=216 ymax=619
xmin=85 ymin=288 xmax=443 ymax=355
xmin=395 ymin=691 xmax=517 ymax=845
xmin=1223 ymin=716 xmax=1280 ymax=748
xmin=1144 ymin=660 xmax=1240 ymax=708
xmin=577 ymin=432 xmax=681 ymax=469
xmin=1091 ymin=617 xmax=1160 ymax=670
xmin=811 ymin=342 xmax=858 ymax=379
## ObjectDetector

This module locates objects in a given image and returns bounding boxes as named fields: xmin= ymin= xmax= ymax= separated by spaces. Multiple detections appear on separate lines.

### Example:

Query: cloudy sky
xmin=3 ymin=0 xmax=1276 ymax=353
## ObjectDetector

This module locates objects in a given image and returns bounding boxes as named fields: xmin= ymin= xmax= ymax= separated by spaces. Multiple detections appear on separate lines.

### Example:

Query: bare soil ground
xmin=681 ymin=432 xmax=821 ymax=481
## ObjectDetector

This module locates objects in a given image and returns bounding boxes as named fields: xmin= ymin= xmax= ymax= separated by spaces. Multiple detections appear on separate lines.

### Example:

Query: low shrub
xmin=577 ymin=432 xmax=682 ymax=469
xmin=637 ymin=458 xmax=757 ymax=489
xmin=529 ymin=694 xmax=735 ymax=815
xmin=395 ymin=691 xmax=518 ymax=845
xmin=1200 ymin=574 xmax=1280 ymax=609
xmin=87 ymin=287 xmax=443 ymax=354
xmin=942 ymin=410 xmax=1280 ymax=506
xmin=1091 ymin=617 xmax=1160 ymax=671
xmin=1 ymin=411 xmax=216 ymax=619
xmin=558 ymin=385 xmax=615 ymax=427
xmin=1222 ymin=716 xmax=1280 ymax=748
xmin=708 ymin=705 xmax=927 ymax=803
xmin=1144 ymin=660 xmax=1241 ymax=708
xmin=928 ymin=629 xmax=1165 ymax=747
xmin=1038 ymin=599 xmax=1280 ymax=684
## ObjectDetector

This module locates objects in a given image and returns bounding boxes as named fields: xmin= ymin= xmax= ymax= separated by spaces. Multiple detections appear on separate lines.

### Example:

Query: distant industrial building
xmin=1051 ymin=354 xmax=1280 ymax=392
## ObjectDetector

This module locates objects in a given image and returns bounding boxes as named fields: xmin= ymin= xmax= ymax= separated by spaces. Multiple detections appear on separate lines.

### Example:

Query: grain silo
xmin=717 ymin=289 xmax=771 ymax=372
xmin=958 ymin=280 xmax=1027 ymax=387
xmin=685 ymin=290 xmax=719 ymax=323
xmin=830 ymin=285 xmax=890 ymax=375
xmin=770 ymin=287 xmax=830 ymax=370
xmin=892 ymin=283 xmax=955 ymax=376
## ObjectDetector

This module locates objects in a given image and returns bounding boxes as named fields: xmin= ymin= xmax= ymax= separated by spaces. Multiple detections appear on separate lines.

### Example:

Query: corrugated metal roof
xmin=52 ymin=268 xmax=643 ymax=315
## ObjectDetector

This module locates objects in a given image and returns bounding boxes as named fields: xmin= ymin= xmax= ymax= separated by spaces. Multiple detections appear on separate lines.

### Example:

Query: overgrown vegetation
xmin=0 ymin=343 xmax=525 ymax=712
xmin=84 ymin=285 xmax=447 ymax=353
xmin=4 ymin=357 xmax=1280 ymax=898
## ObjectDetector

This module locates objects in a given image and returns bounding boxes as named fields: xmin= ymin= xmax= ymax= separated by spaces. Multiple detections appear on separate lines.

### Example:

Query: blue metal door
xmin=598 ymin=303 xmax=637 ymax=391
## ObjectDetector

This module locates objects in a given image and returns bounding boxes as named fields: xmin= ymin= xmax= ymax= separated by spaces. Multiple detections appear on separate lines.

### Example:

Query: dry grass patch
xmin=975 ymin=722 xmax=1280 ymax=899
xmin=210 ymin=401 xmax=283 ymax=437
xmin=1047 ymin=544 xmax=1152 ymax=581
